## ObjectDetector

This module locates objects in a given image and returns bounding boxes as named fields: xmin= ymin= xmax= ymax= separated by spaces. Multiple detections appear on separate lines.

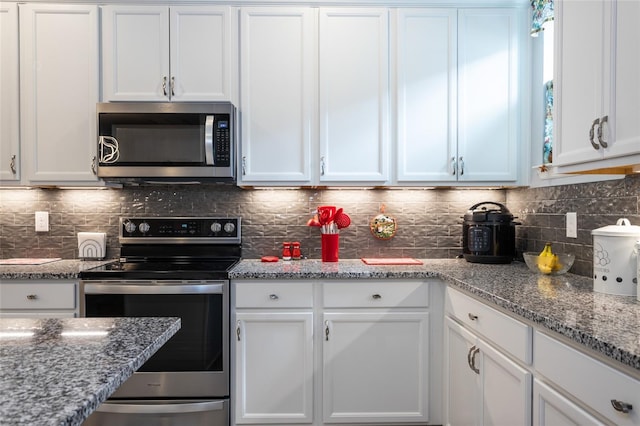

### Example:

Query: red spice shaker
xmin=292 ymin=242 xmax=301 ymax=260
xmin=282 ymin=242 xmax=292 ymax=260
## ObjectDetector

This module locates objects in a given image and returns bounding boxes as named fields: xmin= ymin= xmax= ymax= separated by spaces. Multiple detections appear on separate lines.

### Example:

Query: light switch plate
xmin=35 ymin=211 xmax=49 ymax=232
xmin=566 ymin=212 xmax=577 ymax=238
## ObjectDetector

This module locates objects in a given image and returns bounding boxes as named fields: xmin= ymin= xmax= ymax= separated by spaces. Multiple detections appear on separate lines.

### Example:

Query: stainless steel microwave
xmin=97 ymin=102 xmax=236 ymax=183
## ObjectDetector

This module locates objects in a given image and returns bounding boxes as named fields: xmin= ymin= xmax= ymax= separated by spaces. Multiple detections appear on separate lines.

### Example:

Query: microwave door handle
xmin=205 ymin=115 xmax=215 ymax=165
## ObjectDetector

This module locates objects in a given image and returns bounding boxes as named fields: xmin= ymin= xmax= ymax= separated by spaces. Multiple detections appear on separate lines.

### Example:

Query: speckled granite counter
xmin=0 ymin=259 xmax=116 ymax=280
xmin=0 ymin=316 xmax=180 ymax=426
xmin=230 ymin=258 xmax=640 ymax=375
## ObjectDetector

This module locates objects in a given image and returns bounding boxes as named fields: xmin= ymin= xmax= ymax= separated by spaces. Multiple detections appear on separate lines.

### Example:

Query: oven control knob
xmin=138 ymin=222 xmax=150 ymax=234
xmin=210 ymin=222 xmax=222 ymax=233
xmin=224 ymin=222 xmax=235 ymax=233
xmin=124 ymin=220 xmax=136 ymax=234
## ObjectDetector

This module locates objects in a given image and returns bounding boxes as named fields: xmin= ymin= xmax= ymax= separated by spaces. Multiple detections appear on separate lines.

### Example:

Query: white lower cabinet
xmin=534 ymin=331 xmax=640 ymax=425
xmin=322 ymin=311 xmax=429 ymax=423
xmin=444 ymin=317 xmax=532 ymax=426
xmin=232 ymin=279 xmax=438 ymax=426
xmin=0 ymin=280 xmax=78 ymax=317
xmin=444 ymin=288 xmax=532 ymax=426
xmin=533 ymin=379 xmax=603 ymax=426
xmin=235 ymin=311 xmax=314 ymax=423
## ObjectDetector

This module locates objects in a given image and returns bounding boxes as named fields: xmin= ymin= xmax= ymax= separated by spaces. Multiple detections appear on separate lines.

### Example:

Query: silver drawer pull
xmin=468 ymin=313 xmax=478 ymax=321
xmin=26 ymin=294 xmax=38 ymax=300
xmin=611 ymin=399 xmax=633 ymax=413
xmin=372 ymin=294 xmax=382 ymax=300
xmin=269 ymin=294 xmax=279 ymax=300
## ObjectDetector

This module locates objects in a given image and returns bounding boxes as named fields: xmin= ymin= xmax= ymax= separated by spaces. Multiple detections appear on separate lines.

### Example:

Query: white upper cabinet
xmin=101 ymin=5 xmax=234 ymax=102
xmin=395 ymin=8 xmax=457 ymax=183
xmin=19 ymin=3 xmax=100 ymax=184
xmin=395 ymin=7 xmax=526 ymax=184
xmin=238 ymin=7 xmax=316 ymax=185
xmin=554 ymin=0 xmax=640 ymax=173
xmin=457 ymin=8 xmax=523 ymax=183
xmin=0 ymin=2 xmax=19 ymax=183
xmin=318 ymin=8 xmax=390 ymax=184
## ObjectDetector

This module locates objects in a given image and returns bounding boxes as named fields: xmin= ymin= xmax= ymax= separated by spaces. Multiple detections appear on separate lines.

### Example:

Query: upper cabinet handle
xmin=598 ymin=115 xmax=608 ymax=148
xmin=162 ymin=76 xmax=167 ymax=96
xmin=589 ymin=118 xmax=600 ymax=150
xmin=170 ymin=76 xmax=175 ymax=97
xmin=468 ymin=313 xmax=478 ymax=321
xmin=451 ymin=157 xmax=457 ymax=175
xmin=320 ymin=156 xmax=326 ymax=176
xmin=10 ymin=154 xmax=16 ymax=174
xmin=91 ymin=156 xmax=97 ymax=175
xmin=458 ymin=156 xmax=464 ymax=176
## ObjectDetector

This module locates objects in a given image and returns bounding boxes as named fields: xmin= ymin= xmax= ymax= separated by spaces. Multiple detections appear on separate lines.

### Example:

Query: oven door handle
xmin=82 ymin=282 xmax=224 ymax=295
xmin=95 ymin=400 xmax=226 ymax=414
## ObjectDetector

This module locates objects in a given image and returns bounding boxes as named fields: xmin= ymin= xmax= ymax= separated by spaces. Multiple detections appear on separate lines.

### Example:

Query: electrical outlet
xmin=35 ymin=211 xmax=49 ymax=232
xmin=566 ymin=212 xmax=577 ymax=238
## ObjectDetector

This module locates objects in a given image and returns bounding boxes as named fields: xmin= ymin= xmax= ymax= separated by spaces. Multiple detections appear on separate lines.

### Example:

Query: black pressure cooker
xmin=462 ymin=202 xmax=519 ymax=264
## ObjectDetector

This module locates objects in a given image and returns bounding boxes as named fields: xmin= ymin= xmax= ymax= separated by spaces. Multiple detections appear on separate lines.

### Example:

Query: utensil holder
xmin=321 ymin=233 xmax=339 ymax=262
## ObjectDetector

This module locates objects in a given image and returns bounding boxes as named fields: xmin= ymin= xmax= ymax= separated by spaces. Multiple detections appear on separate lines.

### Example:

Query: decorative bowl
xmin=522 ymin=252 xmax=575 ymax=275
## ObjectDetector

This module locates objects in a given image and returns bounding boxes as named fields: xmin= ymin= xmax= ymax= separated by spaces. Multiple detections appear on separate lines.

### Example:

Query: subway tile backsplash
xmin=1 ymin=173 xmax=638 ymax=278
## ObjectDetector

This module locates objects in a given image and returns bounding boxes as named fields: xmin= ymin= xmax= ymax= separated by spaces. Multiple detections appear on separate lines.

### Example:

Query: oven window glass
xmin=85 ymin=293 xmax=223 ymax=372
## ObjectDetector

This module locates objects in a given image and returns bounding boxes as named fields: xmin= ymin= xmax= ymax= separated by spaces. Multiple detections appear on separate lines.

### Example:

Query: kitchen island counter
xmin=230 ymin=258 xmax=640 ymax=375
xmin=0 ymin=316 xmax=180 ymax=426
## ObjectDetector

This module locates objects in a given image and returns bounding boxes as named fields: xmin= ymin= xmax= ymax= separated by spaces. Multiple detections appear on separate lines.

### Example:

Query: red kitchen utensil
xmin=306 ymin=215 xmax=322 ymax=227
xmin=334 ymin=211 xmax=351 ymax=229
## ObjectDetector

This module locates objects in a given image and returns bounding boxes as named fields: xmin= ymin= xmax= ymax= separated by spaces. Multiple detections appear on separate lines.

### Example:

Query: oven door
xmin=81 ymin=280 xmax=229 ymax=398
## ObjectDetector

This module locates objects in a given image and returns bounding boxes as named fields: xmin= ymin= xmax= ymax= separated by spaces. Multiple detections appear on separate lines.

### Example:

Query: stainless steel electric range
xmin=80 ymin=217 xmax=241 ymax=426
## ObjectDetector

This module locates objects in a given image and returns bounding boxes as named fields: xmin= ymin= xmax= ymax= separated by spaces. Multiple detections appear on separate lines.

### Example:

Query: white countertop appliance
xmin=592 ymin=218 xmax=640 ymax=296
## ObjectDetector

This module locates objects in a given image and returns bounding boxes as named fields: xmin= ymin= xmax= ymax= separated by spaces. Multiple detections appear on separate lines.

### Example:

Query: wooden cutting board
xmin=0 ymin=258 xmax=62 ymax=265
xmin=361 ymin=258 xmax=423 ymax=265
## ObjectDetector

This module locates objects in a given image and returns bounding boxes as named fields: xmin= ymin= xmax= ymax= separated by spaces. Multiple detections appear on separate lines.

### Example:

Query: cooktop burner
xmin=80 ymin=217 xmax=242 ymax=281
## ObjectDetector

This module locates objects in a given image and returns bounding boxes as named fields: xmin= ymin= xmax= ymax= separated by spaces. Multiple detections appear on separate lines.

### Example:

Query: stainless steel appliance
xmin=462 ymin=202 xmax=519 ymax=264
xmin=97 ymin=102 xmax=236 ymax=183
xmin=80 ymin=217 xmax=241 ymax=426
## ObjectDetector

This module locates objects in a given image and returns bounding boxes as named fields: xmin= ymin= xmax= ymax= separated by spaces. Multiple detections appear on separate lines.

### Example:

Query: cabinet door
xmin=444 ymin=316 xmax=480 ymax=426
xmin=102 ymin=5 xmax=169 ymax=101
xmin=170 ymin=6 xmax=233 ymax=102
xmin=477 ymin=336 xmax=532 ymax=426
xmin=319 ymin=8 xmax=389 ymax=183
xmin=395 ymin=8 xmax=457 ymax=183
xmin=553 ymin=0 xmax=605 ymax=166
xmin=0 ymin=2 xmax=19 ymax=182
xmin=608 ymin=0 xmax=640 ymax=159
xmin=533 ymin=379 xmax=604 ymax=426
xmin=323 ymin=312 xmax=429 ymax=423
xmin=234 ymin=312 xmax=313 ymax=424
xmin=19 ymin=4 xmax=99 ymax=183
xmin=457 ymin=8 xmax=522 ymax=182
xmin=239 ymin=7 xmax=315 ymax=184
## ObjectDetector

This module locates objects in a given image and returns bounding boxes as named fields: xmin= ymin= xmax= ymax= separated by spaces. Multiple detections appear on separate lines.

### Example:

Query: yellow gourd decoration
xmin=537 ymin=242 xmax=562 ymax=274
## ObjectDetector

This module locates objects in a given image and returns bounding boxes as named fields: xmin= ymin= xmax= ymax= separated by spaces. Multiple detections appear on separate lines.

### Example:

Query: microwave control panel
xmin=214 ymin=117 xmax=231 ymax=167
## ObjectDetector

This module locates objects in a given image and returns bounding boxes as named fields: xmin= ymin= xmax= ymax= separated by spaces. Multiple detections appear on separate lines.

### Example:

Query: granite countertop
xmin=0 ymin=259 xmax=116 ymax=280
xmin=230 ymin=258 xmax=640 ymax=375
xmin=0 ymin=316 xmax=181 ymax=426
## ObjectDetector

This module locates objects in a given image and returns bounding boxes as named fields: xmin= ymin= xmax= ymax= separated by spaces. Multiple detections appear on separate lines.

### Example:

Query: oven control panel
xmin=120 ymin=217 xmax=241 ymax=244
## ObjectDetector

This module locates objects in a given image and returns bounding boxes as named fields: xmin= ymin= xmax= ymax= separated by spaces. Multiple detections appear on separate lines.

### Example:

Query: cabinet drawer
xmin=323 ymin=280 xmax=429 ymax=308
xmin=234 ymin=281 xmax=313 ymax=308
xmin=0 ymin=282 xmax=76 ymax=310
xmin=445 ymin=287 xmax=532 ymax=364
xmin=535 ymin=331 xmax=640 ymax=425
